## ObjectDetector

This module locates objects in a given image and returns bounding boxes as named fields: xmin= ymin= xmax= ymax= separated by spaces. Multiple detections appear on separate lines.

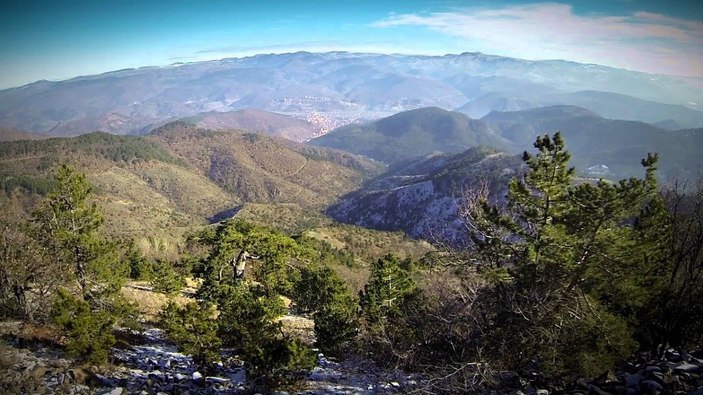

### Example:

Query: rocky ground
xmin=3 ymin=319 xmax=703 ymax=394
xmin=0 ymin=324 xmax=422 ymax=395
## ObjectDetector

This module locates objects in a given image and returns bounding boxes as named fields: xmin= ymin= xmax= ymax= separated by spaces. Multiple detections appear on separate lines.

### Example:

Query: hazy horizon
xmin=2 ymin=0 xmax=702 ymax=90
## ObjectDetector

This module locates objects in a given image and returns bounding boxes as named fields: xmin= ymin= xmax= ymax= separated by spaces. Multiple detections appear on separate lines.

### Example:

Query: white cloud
xmin=372 ymin=3 xmax=703 ymax=77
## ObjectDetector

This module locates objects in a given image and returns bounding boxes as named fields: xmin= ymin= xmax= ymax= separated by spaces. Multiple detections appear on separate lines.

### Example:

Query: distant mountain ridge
xmin=482 ymin=105 xmax=703 ymax=181
xmin=458 ymin=90 xmax=703 ymax=127
xmin=1 ymin=51 xmax=701 ymax=136
xmin=310 ymin=107 xmax=513 ymax=163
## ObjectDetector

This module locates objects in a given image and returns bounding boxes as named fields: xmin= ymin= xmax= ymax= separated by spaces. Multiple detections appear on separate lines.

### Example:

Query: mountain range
xmin=1 ymin=51 xmax=702 ymax=137
xmin=310 ymin=106 xmax=702 ymax=181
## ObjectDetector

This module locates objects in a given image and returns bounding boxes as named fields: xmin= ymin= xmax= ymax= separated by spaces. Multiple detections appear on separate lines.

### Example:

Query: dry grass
xmin=120 ymin=281 xmax=195 ymax=322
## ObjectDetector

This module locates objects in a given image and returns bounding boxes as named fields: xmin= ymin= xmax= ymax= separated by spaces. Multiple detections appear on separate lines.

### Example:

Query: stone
xmin=192 ymin=371 xmax=202 ymax=380
xmin=67 ymin=368 xmax=99 ymax=386
xmin=641 ymin=379 xmax=664 ymax=391
xmin=104 ymin=388 xmax=125 ymax=395
xmin=675 ymin=363 xmax=700 ymax=373
xmin=626 ymin=373 xmax=644 ymax=387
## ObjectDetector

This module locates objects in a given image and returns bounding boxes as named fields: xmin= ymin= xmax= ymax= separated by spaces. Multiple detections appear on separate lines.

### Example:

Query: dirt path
xmin=287 ymin=157 xmax=309 ymax=178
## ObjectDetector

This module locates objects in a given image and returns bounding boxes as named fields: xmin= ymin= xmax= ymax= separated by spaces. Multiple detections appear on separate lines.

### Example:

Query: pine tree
xmin=30 ymin=164 xmax=133 ymax=363
xmin=467 ymin=132 xmax=658 ymax=376
xmin=30 ymin=164 xmax=127 ymax=302
xmin=361 ymin=254 xmax=418 ymax=324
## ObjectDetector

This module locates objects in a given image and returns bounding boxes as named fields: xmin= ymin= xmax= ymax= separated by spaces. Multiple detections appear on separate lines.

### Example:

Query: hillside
xmin=309 ymin=107 xmax=513 ymax=163
xmin=327 ymin=147 xmax=523 ymax=245
xmin=181 ymin=108 xmax=321 ymax=142
xmin=148 ymin=122 xmax=383 ymax=207
xmin=2 ymin=52 xmax=701 ymax=136
xmin=0 ymin=127 xmax=47 ymax=141
xmin=0 ymin=127 xmax=383 ymax=244
xmin=482 ymin=105 xmax=703 ymax=180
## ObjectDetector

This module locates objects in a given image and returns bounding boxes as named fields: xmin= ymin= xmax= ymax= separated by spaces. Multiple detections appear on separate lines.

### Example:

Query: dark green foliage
xmin=52 ymin=289 xmax=116 ymax=364
xmin=197 ymin=220 xmax=300 ymax=301
xmin=358 ymin=254 xmax=431 ymax=368
xmin=466 ymin=132 xmax=658 ymax=377
xmin=361 ymin=254 xmax=419 ymax=325
xmin=150 ymin=259 xmax=186 ymax=295
xmin=0 ymin=133 xmax=185 ymax=166
xmin=125 ymin=241 xmax=153 ymax=280
xmin=631 ymin=182 xmax=703 ymax=351
xmin=216 ymin=282 xmax=314 ymax=385
xmin=0 ymin=174 xmax=55 ymax=196
xmin=30 ymin=164 xmax=127 ymax=299
xmin=217 ymin=282 xmax=286 ymax=349
xmin=293 ymin=264 xmax=347 ymax=313
xmin=175 ymin=221 xmax=317 ymax=387
xmin=313 ymin=291 xmax=358 ymax=355
xmin=160 ymin=302 xmax=221 ymax=368
xmin=25 ymin=165 xmax=135 ymax=363
xmin=292 ymin=263 xmax=359 ymax=354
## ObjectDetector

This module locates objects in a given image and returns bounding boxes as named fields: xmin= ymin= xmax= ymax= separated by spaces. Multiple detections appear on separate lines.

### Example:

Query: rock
xmin=104 ymin=388 xmax=125 ymax=395
xmin=641 ymin=379 xmax=664 ymax=391
xmin=626 ymin=373 xmax=644 ymax=387
xmin=675 ymin=363 xmax=700 ymax=373
xmin=206 ymin=376 xmax=230 ymax=384
xmin=67 ymin=368 xmax=100 ymax=386
xmin=536 ymin=390 xmax=549 ymax=395
xmin=192 ymin=371 xmax=202 ymax=380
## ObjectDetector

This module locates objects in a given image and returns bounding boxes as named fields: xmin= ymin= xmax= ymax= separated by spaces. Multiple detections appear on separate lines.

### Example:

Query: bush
xmin=160 ymin=301 xmax=221 ymax=368
xmin=217 ymin=282 xmax=314 ymax=387
xmin=52 ymin=289 xmax=116 ymax=364
xmin=361 ymin=254 xmax=419 ymax=325
xmin=293 ymin=264 xmax=345 ymax=313
xmin=314 ymin=291 xmax=359 ymax=355
xmin=150 ymin=259 xmax=186 ymax=295
xmin=125 ymin=242 xmax=153 ymax=280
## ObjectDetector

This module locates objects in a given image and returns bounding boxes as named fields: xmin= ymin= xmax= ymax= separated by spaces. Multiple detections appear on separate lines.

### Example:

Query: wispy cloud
xmin=372 ymin=3 xmax=703 ymax=77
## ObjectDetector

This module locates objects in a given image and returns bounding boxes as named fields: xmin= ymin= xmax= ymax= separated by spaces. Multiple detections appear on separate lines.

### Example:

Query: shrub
xmin=314 ymin=291 xmax=359 ymax=355
xmin=52 ymin=289 xmax=116 ymax=364
xmin=217 ymin=282 xmax=314 ymax=387
xmin=160 ymin=302 xmax=221 ymax=368
xmin=150 ymin=259 xmax=186 ymax=295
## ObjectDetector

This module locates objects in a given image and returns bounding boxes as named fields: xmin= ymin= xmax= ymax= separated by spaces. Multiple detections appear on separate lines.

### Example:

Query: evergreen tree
xmin=160 ymin=301 xmax=221 ymax=368
xmin=30 ymin=164 xmax=127 ymax=302
xmin=361 ymin=254 xmax=418 ymax=324
xmin=198 ymin=220 xmax=299 ymax=302
xmin=467 ymin=132 xmax=658 ymax=376
xmin=30 ymin=164 xmax=133 ymax=363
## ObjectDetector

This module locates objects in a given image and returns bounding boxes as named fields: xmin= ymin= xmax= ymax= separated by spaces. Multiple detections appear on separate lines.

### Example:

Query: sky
xmin=1 ymin=0 xmax=702 ymax=89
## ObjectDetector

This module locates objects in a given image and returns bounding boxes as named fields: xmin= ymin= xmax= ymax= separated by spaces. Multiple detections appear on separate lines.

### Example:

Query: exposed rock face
xmin=328 ymin=147 xmax=522 ymax=246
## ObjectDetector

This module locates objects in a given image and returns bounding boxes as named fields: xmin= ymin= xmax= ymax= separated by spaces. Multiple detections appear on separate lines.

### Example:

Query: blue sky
xmin=1 ymin=0 xmax=702 ymax=89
